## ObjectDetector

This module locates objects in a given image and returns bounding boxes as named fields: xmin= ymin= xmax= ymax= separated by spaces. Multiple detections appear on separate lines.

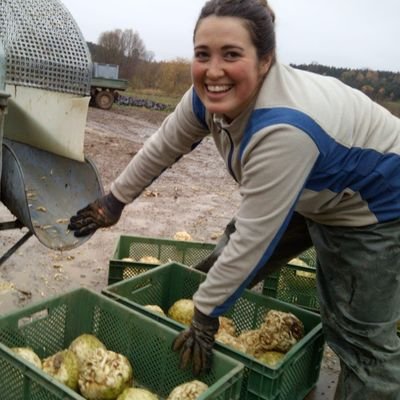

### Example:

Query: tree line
xmin=88 ymin=29 xmax=400 ymax=101
xmin=291 ymin=63 xmax=400 ymax=102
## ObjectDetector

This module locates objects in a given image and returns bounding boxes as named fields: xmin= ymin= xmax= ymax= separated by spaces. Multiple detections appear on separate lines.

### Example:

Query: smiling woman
xmin=68 ymin=1 xmax=400 ymax=399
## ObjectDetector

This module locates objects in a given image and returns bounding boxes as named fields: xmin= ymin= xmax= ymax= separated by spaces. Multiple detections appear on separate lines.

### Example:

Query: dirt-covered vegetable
xmin=78 ymin=347 xmax=133 ymax=400
xmin=258 ymin=310 xmax=305 ymax=353
xmin=117 ymin=387 xmax=158 ymax=400
xmin=237 ymin=329 xmax=263 ymax=356
xmin=256 ymin=351 xmax=285 ymax=366
xmin=144 ymin=304 xmax=165 ymax=315
xmin=11 ymin=347 xmax=42 ymax=369
xmin=69 ymin=333 xmax=107 ymax=368
xmin=215 ymin=331 xmax=247 ymax=353
xmin=173 ymin=231 xmax=192 ymax=241
xmin=168 ymin=299 xmax=194 ymax=325
xmin=139 ymin=256 xmax=161 ymax=264
xmin=222 ymin=309 xmax=305 ymax=360
xmin=167 ymin=380 xmax=208 ymax=400
xmin=218 ymin=316 xmax=236 ymax=336
xmin=42 ymin=349 xmax=79 ymax=391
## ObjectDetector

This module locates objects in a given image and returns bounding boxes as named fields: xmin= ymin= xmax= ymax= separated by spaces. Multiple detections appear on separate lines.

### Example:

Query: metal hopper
xmin=0 ymin=0 xmax=104 ymax=264
xmin=1 ymin=139 xmax=103 ymax=252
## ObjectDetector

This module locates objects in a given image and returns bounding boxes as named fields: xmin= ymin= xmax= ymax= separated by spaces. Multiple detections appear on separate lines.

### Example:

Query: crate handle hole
xmin=18 ymin=308 xmax=49 ymax=328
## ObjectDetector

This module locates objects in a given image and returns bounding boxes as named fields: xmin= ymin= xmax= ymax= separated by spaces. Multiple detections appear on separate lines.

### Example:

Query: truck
xmin=90 ymin=62 xmax=129 ymax=110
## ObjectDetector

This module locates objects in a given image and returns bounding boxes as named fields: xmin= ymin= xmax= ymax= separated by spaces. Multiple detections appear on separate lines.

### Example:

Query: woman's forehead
xmin=194 ymin=16 xmax=251 ymax=46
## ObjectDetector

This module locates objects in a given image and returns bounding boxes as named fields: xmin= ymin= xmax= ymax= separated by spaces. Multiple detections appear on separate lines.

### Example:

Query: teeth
xmin=207 ymin=85 xmax=231 ymax=93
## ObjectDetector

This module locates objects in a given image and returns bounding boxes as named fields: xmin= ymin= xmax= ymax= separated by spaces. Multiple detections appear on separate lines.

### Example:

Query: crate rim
xmin=107 ymin=261 xmax=198 ymax=289
xmin=115 ymin=234 xmax=216 ymax=245
xmin=111 ymin=235 xmax=216 ymax=265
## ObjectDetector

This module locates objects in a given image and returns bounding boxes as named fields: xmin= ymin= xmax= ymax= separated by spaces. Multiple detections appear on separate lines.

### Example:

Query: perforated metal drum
xmin=0 ymin=0 xmax=91 ymax=95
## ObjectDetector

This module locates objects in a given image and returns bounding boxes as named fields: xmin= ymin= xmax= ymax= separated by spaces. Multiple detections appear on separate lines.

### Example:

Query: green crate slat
xmin=263 ymin=264 xmax=320 ymax=313
xmin=108 ymin=235 xmax=216 ymax=285
xmin=0 ymin=288 xmax=243 ymax=400
xmin=263 ymin=247 xmax=319 ymax=313
xmin=295 ymin=247 xmax=318 ymax=268
xmin=103 ymin=263 xmax=325 ymax=400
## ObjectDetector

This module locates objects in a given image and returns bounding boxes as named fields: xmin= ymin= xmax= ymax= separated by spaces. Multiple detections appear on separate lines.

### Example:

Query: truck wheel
xmin=95 ymin=90 xmax=114 ymax=110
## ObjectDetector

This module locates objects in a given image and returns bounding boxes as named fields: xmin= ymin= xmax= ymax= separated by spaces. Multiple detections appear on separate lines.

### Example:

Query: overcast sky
xmin=60 ymin=0 xmax=399 ymax=73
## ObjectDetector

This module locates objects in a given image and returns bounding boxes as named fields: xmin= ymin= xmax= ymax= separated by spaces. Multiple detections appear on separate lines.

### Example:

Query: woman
xmin=69 ymin=1 xmax=400 ymax=398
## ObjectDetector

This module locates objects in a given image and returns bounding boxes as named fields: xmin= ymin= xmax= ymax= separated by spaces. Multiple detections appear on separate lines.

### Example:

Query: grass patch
xmin=381 ymin=100 xmax=400 ymax=117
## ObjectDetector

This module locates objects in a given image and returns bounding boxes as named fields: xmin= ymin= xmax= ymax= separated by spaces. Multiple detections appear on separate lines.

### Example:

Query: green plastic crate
xmin=108 ymin=234 xmax=216 ymax=284
xmin=293 ymin=247 xmax=318 ymax=268
xmin=262 ymin=263 xmax=319 ymax=313
xmin=262 ymin=247 xmax=319 ymax=313
xmin=0 ymin=288 xmax=243 ymax=400
xmin=103 ymin=263 xmax=325 ymax=400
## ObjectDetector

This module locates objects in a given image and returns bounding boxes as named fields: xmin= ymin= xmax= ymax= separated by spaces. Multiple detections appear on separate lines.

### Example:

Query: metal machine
xmin=0 ymin=0 xmax=104 ymax=264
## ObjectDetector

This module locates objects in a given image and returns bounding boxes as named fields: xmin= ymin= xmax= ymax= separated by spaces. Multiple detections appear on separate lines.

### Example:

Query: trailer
xmin=90 ymin=62 xmax=129 ymax=110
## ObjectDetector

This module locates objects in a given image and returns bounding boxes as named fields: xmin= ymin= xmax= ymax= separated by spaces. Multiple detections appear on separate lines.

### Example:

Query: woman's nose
xmin=206 ymin=59 xmax=224 ymax=79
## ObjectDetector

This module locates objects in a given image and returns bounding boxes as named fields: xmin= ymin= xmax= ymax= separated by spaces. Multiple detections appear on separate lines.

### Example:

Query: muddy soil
xmin=0 ymin=104 xmax=339 ymax=399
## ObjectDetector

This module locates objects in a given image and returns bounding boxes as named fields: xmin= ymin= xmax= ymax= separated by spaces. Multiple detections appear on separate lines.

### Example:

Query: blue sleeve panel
xmin=192 ymin=88 xmax=208 ymax=129
xmin=241 ymin=107 xmax=400 ymax=223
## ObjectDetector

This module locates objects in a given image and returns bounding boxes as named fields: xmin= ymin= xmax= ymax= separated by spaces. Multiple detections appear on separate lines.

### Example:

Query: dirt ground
xmin=0 ymin=104 xmax=339 ymax=398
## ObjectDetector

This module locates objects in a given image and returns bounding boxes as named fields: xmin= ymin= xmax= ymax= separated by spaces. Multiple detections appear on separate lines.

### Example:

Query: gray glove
xmin=193 ymin=212 xmax=313 ymax=287
xmin=68 ymin=192 xmax=125 ymax=237
xmin=172 ymin=307 xmax=219 ymax=376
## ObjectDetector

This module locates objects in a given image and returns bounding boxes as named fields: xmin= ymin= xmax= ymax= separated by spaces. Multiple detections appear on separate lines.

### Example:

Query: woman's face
xmin=192 ymin=15 xmax=271 ymax=121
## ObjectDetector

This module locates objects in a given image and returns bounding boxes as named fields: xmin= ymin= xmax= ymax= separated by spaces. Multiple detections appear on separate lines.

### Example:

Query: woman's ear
xmin=259 ymin=54 xmax=273 ymax=76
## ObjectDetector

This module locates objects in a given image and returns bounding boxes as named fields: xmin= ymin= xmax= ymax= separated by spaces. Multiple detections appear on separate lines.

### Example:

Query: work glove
xmin=172 ymin=307 xmax=219 ymax=376
xmin=68 ymin=192 xmax=125 ymax=237
xmin=193 ymin=217 xmax=236 ymax=273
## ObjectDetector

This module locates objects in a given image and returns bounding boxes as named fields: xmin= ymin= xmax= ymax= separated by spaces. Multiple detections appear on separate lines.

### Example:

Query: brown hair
xmin=193 ymin=0 xmax=276 ymax=61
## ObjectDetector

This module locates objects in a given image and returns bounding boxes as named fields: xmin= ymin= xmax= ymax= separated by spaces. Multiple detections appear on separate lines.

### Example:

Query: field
xmin=382 ymin=100 xmax=400 ymax=117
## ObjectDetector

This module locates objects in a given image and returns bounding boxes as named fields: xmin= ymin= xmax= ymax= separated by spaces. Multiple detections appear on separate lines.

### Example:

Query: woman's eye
xmin=225 ymin=51 xmax=241 ymax=60
xmin=194 ymin=51 xmax=209 ymax=61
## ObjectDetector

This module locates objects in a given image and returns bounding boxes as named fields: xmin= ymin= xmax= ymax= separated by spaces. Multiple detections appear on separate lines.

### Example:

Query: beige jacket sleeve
xmin=111 ymin=89 xmax=209 ymax=203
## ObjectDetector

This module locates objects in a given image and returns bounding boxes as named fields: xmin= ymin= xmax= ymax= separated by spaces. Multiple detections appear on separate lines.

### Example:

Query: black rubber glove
xmin=172 ymin=307 xmax=219 ymax=376
xmin=193 ymin=217 xmax=236 ymax=273
xmin=68 ymin=192 xmax=125 ymax=237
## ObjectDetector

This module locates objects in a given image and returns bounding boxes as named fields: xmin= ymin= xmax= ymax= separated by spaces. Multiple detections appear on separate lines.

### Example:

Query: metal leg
xmin=0 ymin=231 xmax=33 ymax=266
xmin=0 ymin=220 xmax=24 ymax=231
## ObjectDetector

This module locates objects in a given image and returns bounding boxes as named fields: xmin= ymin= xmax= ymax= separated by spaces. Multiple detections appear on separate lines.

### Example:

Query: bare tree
xmin=96 ymin=29 xmax=150 ymax=79
xmin=98 ymin=29 xmax=124 ymax=65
